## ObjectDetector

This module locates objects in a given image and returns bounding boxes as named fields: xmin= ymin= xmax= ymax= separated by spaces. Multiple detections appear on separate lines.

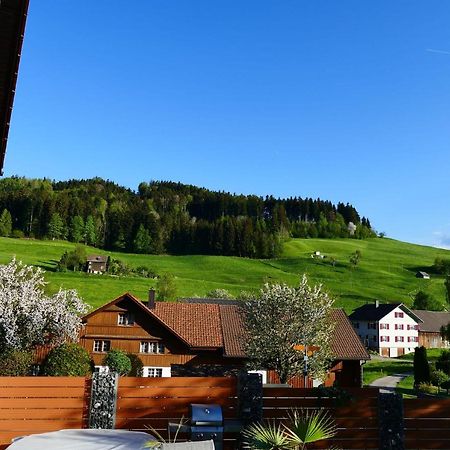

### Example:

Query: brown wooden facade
xmin=418 ymin=331 xmax=449 ymax=349
xmin=80 ymin=295 xmax=240 ymax=370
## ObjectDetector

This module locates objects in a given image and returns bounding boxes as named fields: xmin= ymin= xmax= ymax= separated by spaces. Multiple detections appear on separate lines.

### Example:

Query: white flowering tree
xmin=0 ymin=258 xmax=89 ymax=353
xmin=241 ymin=275 xmax=334 ymax=384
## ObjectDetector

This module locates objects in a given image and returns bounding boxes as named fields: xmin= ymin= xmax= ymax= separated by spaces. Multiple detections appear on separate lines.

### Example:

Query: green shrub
xmin=43 ymin=343 xmax=92 ymax=376
xmin=0 ymin=350 xmax=33 ymax=376
xmin=441 ymin=379 xmax=450 ymax=394
xmin=431 ymin=370 xmax=449 ymax=388
xmin=11 ymin=229 xmax=24 ymax=239
xmin=206 ymin=288 xmax=234 ymax=299
xmin=417 ymin=382 xmax=439 ymax=395
xmin=103 ymin=349 xmax=131 ymax=376
xmin=436 ymin=350 xmax=450 ymax=376
xmin=127 ymin=353 xmax=144 ymax=377
xmin=414 ymin=346 xmax=430 ymax=386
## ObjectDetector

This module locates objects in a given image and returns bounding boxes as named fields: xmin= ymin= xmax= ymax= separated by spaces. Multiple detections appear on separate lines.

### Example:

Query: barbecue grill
xmin=189 ymin=404 xmax=223 ymax=450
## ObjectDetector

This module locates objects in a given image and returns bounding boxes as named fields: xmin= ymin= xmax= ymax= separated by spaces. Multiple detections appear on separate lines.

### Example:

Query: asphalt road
xmin=369 ymin=372 xmax=412 ymax=393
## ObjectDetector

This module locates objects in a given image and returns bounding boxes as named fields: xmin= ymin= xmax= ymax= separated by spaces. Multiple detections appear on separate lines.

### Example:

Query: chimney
xmin=148 ymin=289 xmax=156 ymax=309
xmin=375 ymin=300 xmax=379 ymax=308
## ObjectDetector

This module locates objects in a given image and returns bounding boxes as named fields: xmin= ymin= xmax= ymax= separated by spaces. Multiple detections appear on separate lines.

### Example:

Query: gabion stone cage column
xmin=378 ymin=392 xmax=404 ymax=450
xmin=88 ymin=372 xmax=119 ymax=429
xmin=237 ymin=371 xmax=263 ymax=425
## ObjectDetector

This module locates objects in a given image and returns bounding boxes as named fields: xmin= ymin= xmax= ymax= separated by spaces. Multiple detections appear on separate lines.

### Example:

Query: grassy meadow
xmin=0 ymin=236 xmax=449 ymax=310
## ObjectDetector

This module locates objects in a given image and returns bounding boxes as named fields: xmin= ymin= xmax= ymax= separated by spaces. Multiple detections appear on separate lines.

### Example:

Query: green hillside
xmin=0 ymin=237 xmax=449 ymax=312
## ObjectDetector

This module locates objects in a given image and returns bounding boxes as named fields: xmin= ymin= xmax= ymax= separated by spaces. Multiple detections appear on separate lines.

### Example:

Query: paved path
xmin=369 ymin=372 xmax=412 ymax=393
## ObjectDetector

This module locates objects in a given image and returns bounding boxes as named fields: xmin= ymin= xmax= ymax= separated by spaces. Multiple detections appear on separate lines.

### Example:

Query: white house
xmin=349 ymin=302 xmax=423 ymax=357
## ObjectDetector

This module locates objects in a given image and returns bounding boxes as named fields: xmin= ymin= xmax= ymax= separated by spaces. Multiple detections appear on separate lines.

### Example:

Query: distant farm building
xmin=412 ymin=309 xmax=450 ymax=349
xmin=311 ymin=251 xmax=325 ymax=259
xmin=416 ymin=271 xmax=430 ymax=279
xmin=86 ymin=255 xmax=109 ymax=274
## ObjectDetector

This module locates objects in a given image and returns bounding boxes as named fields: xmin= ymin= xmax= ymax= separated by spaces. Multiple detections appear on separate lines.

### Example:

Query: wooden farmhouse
xmin=86 ymin=255 xmax=109 ymax=274
xmin=79 ymin=291 xmax=369 ymax=387
xmin=412 ymin=309 xmax=450 ymax=349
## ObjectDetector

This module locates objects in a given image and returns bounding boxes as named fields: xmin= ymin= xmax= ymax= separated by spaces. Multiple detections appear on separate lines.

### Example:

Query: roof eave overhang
xmin=0 ymin=0 xmax=30 ymax=174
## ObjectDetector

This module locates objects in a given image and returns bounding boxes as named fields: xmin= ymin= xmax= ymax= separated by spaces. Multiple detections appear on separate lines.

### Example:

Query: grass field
xmin=1 ymin=236 xmax=449 ymax=310
xmin=363 ymin=358 xmax=413 ymax=386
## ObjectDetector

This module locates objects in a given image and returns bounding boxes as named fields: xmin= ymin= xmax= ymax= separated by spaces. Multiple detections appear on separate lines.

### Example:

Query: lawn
xmin=363 ymin=358 xmax=413 ymax=386
xmin=1 ymin=236 xmax=450 ymax=310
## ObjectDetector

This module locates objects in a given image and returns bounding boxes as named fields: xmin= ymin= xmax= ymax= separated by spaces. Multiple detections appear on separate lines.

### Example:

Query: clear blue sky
xmin=6 ymin=1 xmax=450 ymax=248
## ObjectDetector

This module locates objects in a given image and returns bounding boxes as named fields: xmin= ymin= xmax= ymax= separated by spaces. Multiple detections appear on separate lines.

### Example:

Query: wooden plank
xmin=0 ymin=419 xmax=84 ymax=431
xmin=405 ymin=430 xmax=450 ymax=440
xmin=0 ymin=377 xmax=88 ymax=387
xmin=117 ymin=388 xmax=234 ymax=403
xmin=0 ymin=386 xmax=88 ymax=397
xmin=262 ymin=387 xmax=378 ymax=398
xmin=0 ymin=397 xmax=86 ymax=408
xmin=118 ymin=386 xmax=235 ymax=399
xmin=116 ymin=397 xmax=237 ymax=411
xmin=0 ymin=409 xmax=87 ymax=420
xmin=263 ymin=407 xmax=377 ymax=420
xmin=263 ymin=397 xmax=377 ymax=408
xmin=405 ymin=440 xmax=450 ymax=450
xmin=119 ymin=377 xmax=236 ymax=388
xmin=405 ymin=418 xmax=450 ymax=429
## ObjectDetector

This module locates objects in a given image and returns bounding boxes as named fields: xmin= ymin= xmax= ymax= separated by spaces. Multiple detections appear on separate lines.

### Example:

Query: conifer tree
xmin=70 ymin=215 xmax=85 ymax=243
xmin=84 ymin=215 xmax=97 ymax=246
xmin=133 ymin=224 xmax=152 ymax=254
xmin=48 ymin=213 xmax=66 ymax=240
xmin=0 ymin=209 xmax=12 ymax=237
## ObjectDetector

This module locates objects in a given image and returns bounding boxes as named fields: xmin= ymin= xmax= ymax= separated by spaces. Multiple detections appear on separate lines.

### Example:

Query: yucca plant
xmin=243 ymin=409 xmax=338 ymax=450
xmin=243 ymin=422 xmax=292 ymax=450
xmin=284 ymin=409 xmax=337 ymax=450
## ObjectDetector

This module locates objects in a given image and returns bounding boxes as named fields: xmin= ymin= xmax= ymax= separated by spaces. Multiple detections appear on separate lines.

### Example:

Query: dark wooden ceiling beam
xmin=0 ymin=0 xmax=30 ymax=175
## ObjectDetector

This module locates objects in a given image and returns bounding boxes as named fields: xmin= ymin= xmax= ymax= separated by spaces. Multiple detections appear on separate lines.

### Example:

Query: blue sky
xmin=6 ymin=1 xmax=450 ymax=248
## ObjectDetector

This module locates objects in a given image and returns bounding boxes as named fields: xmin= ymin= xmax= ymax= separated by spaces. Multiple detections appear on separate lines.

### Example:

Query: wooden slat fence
xmin=262 ymin=387 xmax=379 ymax=450
xmin=116 ymin=377 xmax=239 ymax=446
xmin=0 ymin=377 xmax=90 ymax=448
xmin=404 ymin=398 xmax=450 ymax=449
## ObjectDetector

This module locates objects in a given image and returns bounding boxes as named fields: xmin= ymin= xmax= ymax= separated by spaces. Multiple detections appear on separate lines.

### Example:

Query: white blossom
xmin=0 ymin=258 xmax=89 ymax=352
xmin=242 ymin=274 xmax=334 ymax=383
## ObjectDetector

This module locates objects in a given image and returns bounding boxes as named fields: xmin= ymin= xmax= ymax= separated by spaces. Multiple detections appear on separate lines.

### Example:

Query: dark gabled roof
xmin=412 ymin=309 xmax=450 ymax=333
xmin=349 ymin=303 xmax=423 ymax=324
xmin=0 ymin=0 xmax=29 ymax=174
xmin=87 ymin=255 xmax=108 ymax=263
xmin=349 ymin=303 xmax=400 ymax=321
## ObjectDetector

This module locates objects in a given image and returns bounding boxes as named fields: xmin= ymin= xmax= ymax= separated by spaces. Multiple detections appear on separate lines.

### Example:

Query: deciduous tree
xmin=0 ymin=259 xmax=89 ymax=353
xmin=241 ymin=275 xmax=334 ymax=384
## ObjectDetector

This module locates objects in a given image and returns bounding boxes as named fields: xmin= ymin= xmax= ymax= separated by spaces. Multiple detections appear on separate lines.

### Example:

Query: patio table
xmin=8 ymin=428 xmax=156 ymax=450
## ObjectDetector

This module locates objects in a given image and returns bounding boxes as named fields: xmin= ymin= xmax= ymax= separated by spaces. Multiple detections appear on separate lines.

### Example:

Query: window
xmin=394 ymin=312 xmax=404 ymax=318
xmin=395 ymin=336 xmax=404 ymax=342
xmin=372 ymin=335 xmax=377 ymax=342
xmin=93 ymin=340 xmax=111 ymax=352
xmin=368 ymin=322 xmax=377 ymax=329
xmin=380 ymin=336 xmax=390 ymax=342
xmin=408 ymin=336 xmax=418 ymax=343
xmin=380 ymin=323 xmax=389 ymax=330
xmin=395 ymin=324 xmax=404 ymax=330
xmin=353 ymin=322 xmax=360 ymax=329
xmin=140 ymin=342 xmax=165 ymax=354
xmin=118 ymin=313 xmax=135 ymax=326
xmin=147 ymin=368 xmax=163 ymax=377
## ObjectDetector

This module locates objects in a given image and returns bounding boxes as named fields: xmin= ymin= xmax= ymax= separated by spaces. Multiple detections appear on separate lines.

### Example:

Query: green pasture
xmin=1 ymin=236 xmax=449 ymax=310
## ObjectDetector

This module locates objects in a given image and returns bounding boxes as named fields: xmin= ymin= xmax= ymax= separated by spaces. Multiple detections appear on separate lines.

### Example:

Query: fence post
xmin=237 ymin=371 xmax=263 ymax=426
xmin=378 ymin=392 xmax=404 ymax=450
xmin=88 ymin=372 xmax=119 ymax=429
